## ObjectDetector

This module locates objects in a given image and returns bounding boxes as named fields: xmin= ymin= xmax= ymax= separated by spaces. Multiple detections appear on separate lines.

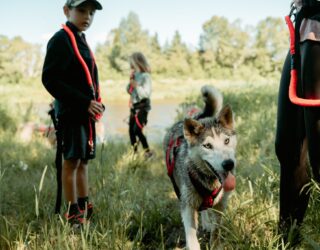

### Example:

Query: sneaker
xmin=64 ymin=210 xmax=86 ymax=227
xmin=144 ymin=150 xmax=154 ymax=159
xmin=79 ymin=203 xmax=93 ymax=220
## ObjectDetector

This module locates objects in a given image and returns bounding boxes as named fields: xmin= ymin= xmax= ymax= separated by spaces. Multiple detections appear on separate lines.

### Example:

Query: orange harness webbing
xmin=62 ymin=24 xmax=102 ymax=152
xmin=285 ymin=15 xmax=320 ymax=107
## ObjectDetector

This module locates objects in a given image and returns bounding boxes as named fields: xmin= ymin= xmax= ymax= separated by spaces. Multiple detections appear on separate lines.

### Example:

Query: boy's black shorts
xmin=59 ymin=118 xmax=96 ymax=160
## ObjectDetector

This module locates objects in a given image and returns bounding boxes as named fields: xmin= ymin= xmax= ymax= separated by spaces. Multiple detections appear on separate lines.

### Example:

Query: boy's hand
xmin=88 ymin=100 xmax=104 ymax=119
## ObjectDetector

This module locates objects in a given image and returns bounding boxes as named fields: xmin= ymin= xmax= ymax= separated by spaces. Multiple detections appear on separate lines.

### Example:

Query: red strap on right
xmin=285 ymin=15 xmax=320 ymax=107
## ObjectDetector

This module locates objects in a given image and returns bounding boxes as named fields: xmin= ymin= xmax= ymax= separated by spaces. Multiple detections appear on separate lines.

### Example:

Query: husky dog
xmin=163 ymin=85 xmax=236 ymax=249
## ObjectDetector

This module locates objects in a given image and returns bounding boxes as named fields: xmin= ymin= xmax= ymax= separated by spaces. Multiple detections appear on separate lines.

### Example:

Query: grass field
xmin=0 ymin=81 xmax=320 ymax=249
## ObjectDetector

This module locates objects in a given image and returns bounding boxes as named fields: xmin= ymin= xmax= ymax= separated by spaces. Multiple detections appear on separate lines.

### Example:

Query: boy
xmin=42 ymin=0 xmax=104 ymax=225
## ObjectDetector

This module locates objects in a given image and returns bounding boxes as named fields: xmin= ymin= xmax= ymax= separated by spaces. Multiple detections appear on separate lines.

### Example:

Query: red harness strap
xmin=134 ymin=112 xmax=144 ymax=130
xmin=197 ymin=183 xmax=223 ymax=211
xmin=62 ymin=24 xmax=102 ymax=153
xmin=166 ymin=136 xmax=182 ymax=176
xmin=285 ymin=15 xmax=320 ymax=107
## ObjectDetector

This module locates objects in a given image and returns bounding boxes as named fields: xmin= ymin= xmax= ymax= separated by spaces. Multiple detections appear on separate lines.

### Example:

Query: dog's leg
xmin=200 ymin=209 xmax=217 ymax=233
xmin=181 ymin=205 xmax=200 ymax=250
xmin=208 ymin=201 xmax=227 ymax=249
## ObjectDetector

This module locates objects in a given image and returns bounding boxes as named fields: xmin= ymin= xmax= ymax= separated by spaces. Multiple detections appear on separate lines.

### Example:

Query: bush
xmin=0 ymin=105 xmax=17 ymax=132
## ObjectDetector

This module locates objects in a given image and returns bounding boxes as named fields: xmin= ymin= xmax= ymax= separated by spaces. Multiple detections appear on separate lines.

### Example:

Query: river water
xmin=102 ymin=100 xmax=180 ymax=143
xmin=35 ymin=99 xmax=181 ymax=143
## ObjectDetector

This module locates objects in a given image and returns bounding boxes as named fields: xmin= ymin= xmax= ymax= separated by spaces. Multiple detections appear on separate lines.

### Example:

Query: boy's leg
xmin=77 ymin=160 xmax=93 ymax=218
xmin=77 ymin=160 xmax=89 ymax=198
xmin=62 ymin=158 xmax=81 ymax=204
xmin=62 ymin=158 xmax=86 ymax=224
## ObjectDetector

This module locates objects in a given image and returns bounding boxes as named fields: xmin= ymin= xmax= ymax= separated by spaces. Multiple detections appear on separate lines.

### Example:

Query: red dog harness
xmin=62 ymin=24 xmax=102 ymax=153
xmin=165 ymin=135 xmax=223 ymax=211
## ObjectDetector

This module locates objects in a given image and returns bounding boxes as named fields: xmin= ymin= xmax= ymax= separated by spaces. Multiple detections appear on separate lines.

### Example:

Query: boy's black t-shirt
xmin=42 ymin=21 xmax=100 ymax=123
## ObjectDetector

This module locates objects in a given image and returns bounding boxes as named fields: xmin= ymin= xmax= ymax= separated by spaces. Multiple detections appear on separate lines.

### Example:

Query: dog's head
xmin=183 ymin=105 xmax=237 ymax=191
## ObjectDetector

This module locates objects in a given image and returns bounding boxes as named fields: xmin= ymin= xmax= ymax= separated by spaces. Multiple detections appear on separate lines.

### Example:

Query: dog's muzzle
xmin=204 ymin=160 xmax=236 ymax=192
xmin=204 ymin=160 xmax=223 ymax=183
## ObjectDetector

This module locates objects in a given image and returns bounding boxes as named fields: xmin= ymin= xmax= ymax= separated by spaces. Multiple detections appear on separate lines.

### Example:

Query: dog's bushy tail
xmin=196 ymin=85 xmax=223 ymax=119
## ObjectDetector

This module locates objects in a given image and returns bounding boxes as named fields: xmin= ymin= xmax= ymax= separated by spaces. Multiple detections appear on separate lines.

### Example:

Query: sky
xmin=1 ymin=0 xmax=290 ymax=50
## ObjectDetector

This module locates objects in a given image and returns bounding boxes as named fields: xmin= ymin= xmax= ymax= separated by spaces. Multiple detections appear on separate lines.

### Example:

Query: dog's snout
xmin=222 ymin=159 xmax=234 ymax=171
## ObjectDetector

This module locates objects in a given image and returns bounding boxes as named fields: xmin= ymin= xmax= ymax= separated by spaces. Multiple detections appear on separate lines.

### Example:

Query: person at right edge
xmin=275 ymin=0 xmax=320 ymax=246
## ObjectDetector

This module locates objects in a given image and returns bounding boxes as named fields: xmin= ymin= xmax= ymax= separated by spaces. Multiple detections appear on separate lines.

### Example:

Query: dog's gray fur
xmin=163 ymin=85 xmax=237 ymax=249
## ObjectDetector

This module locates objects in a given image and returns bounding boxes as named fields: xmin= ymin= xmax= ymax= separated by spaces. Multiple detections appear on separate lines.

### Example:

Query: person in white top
xmin=126 ymin=52 xmax=154 ymax=158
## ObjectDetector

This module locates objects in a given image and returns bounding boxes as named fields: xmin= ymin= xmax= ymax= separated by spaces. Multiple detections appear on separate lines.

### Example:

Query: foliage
xmin=0 ymin=13 xmax=289 ymax=85
xmin=0 ymin=105 xmax=17 ymax=132
xmin=0 ymin=36 xmax=42 ymax=84
xmin=96 ymin=14 xmax=288 ymax=80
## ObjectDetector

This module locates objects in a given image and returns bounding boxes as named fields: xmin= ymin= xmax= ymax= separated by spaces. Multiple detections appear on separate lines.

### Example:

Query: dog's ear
xmin=216 ymin=105 xmax=234 ymax=130
xmin=184 ymin=118 xmax=204 ymax=143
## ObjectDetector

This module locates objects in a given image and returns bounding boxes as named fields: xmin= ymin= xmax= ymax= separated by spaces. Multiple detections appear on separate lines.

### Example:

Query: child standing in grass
xmin=42 ymin=0 xmax=104 ymax=226
xmin=126 ymin=52 xmax=153 ymax=158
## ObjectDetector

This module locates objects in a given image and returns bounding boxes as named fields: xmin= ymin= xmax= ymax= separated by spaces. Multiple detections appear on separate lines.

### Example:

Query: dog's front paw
xmin=186 ymin=242 xmax=200 ymax=250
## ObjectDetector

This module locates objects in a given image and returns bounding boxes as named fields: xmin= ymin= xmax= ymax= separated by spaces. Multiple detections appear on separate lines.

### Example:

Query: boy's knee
xmin=64 ymin=159 xmax=81 ymax=169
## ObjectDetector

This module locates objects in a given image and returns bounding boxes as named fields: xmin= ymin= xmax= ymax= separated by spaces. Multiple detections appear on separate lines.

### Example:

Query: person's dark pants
xmin=275 ymin=40 xmax=320 ymax=243
xmin=129 ymin=109 xmax=149 ymax=151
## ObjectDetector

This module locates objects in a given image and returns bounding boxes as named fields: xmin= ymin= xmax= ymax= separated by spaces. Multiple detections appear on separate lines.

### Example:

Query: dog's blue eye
xmin=224 ymin=138 xmax=230 ymax=145
xmin=203 ymin=143 xmax=213 ymax=149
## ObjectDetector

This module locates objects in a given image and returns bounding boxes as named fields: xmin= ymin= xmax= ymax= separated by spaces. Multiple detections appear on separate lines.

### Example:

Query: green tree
xmin=199 ymin=16 xmax=251 ymax=78
xmin=164 ymin=31 xmax=191 ymax=76
xmin=106 ymin=12 xmax=150 ymax=75
xmin=251 ymin=17 xmax=288 ymax=77
xmin=0 ymin=35 xmax=42 ymax=84
xmin=148 ymin=33 xmax=167 ymax=75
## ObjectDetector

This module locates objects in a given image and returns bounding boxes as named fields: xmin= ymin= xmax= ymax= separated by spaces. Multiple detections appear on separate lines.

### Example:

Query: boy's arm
xmin=42 ymin=34 xmax=91 ymax=113
xmin=135 ymin=73 xmax=151 ymax=99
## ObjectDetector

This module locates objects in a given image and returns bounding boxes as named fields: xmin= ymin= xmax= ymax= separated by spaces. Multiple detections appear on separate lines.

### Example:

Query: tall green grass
xmin=1 ymin=83 xmax=320 ymax=249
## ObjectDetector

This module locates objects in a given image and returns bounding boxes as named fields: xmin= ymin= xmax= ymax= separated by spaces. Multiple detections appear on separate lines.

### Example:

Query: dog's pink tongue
xmin=223 ymin=173 xmax=236 ymax=192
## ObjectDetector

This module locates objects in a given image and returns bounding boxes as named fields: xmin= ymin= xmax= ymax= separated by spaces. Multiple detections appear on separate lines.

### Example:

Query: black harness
xmin=48 ymin=105 xmax=63 ymax=214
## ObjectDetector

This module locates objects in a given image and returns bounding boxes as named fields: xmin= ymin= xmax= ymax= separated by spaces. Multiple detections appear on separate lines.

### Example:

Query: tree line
xmin=0 ymin=12 xmax=289 ymax=84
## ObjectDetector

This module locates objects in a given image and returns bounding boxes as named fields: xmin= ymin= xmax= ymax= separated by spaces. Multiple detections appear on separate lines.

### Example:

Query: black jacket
xmin=42 ymin=21 xmax=100 ymax=123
